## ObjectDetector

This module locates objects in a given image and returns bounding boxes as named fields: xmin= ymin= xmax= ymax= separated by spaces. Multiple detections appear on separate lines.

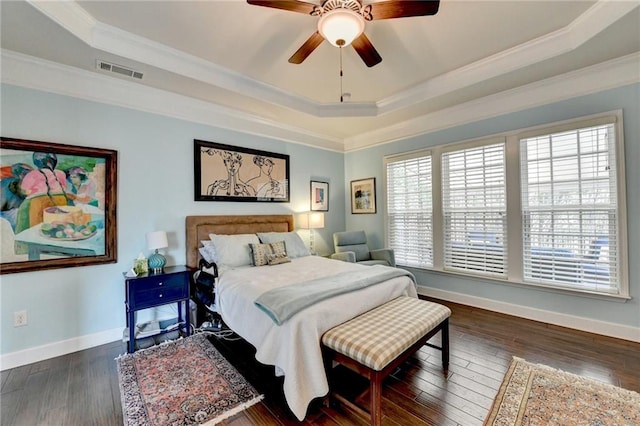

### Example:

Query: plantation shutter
xmin=385 ymin=152 xmax=433 ymax=268
xmin=520 ymin=121 xmax=619 ymax=293
xmin=442 ymin=142 xmax=507 ymax=277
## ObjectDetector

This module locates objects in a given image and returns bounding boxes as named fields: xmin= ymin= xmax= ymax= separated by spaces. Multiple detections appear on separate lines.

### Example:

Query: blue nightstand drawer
xmin=132 ymin=273 xmax=186 ymax=293
xmin=133 ymin=285 xmax=188 ymax=310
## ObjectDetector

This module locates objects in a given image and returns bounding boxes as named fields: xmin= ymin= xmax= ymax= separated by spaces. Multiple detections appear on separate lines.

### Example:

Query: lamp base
xmin=148 ymin=251 xmax=166 ymax=273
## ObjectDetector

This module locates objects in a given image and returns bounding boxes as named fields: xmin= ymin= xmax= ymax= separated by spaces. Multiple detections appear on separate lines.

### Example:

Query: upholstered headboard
xmin=185 ymin=215 xmax=294 ymax=269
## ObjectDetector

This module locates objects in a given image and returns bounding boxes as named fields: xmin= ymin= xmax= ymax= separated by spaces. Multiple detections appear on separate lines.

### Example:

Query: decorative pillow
xmin=249 ymin=241 xmax=288 ymax=266
xmin=257 ymin=232 xmax=310 ymax=258
xmin=206 ymin=233 xmax=260 ymax=267
xmin=267 ymin=252 xmax=291 ymax=265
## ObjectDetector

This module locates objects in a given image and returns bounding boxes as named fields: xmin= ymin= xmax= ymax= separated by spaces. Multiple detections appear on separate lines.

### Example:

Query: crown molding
xmin=26 ymin=0 xmax=639 ymax=119
xmin=26 ymin=0 xmax=377 ymax=118
xmin=3 ymin=50 xmax=638 ymax=153
xmin=344 ymin=52 xmax=640 ymax=152
xmin=377 ymin=0 xmax=639 ymax=114
xmin=0 ymin=49 xmax=345 ymax=152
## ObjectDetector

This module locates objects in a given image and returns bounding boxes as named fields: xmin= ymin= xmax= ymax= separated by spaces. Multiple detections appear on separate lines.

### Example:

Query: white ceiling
xmin=1 ymin=0 xmax=639 ymax=150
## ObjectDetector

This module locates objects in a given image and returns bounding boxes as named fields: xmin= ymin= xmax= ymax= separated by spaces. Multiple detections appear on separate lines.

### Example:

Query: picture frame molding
xmin=350 ymin=177 xmax=377 ymax=214
xmin=310 ymin=180 xmax=329 ymax=212
xmin=0 ymin=137 xmax=118 ymax=274
xmin=194 ymin=139 xmax=290 ymax=202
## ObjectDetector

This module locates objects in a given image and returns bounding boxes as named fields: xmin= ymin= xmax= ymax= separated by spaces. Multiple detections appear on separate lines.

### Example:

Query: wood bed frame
xmin=185 ymin=214 xmax=294 ymax=269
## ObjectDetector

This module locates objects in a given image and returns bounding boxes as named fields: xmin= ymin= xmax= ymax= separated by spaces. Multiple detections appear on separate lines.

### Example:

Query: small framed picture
xmin=310 ymin=180 xmax=329 ymax=212
xmin=351 ymin=178 xmax=376 ymax=214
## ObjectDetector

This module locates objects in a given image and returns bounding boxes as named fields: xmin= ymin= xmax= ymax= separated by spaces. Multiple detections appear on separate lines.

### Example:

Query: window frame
xmin=383 ymin=110 xmax=628 ymax=299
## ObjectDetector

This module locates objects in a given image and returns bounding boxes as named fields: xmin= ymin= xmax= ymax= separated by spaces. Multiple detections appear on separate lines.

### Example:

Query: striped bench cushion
xmin=322 ymin=296 xmax=451 ymax=371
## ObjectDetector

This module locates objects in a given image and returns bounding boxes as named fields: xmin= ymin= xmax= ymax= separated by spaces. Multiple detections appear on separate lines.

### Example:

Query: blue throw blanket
xmin=254 ymin=266 xmax=416 ymax=325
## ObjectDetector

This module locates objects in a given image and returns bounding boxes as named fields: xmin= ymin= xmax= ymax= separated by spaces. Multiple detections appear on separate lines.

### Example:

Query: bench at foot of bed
xmin=321 ymin=296 xmax=451 ymax=426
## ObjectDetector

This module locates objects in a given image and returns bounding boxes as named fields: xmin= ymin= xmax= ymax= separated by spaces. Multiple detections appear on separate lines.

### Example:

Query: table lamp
xmin=146 ymin=231 xmax=168 ymax=273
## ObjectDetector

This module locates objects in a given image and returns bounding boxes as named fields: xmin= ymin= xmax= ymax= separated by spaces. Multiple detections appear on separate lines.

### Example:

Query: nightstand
xmin=123 ymin=265 xmax=191 ymax=353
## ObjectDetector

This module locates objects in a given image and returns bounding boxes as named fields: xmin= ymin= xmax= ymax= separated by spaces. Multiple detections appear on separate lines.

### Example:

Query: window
xmin=383 ymin=111 xmax=627 ymax=298
xmin=520 ymin=120 xmax=621 ymax=294
xmin=385 ymin=151 xmax=433 ymax=268
xmin=442 ymin=142 xmax=507 ymax=278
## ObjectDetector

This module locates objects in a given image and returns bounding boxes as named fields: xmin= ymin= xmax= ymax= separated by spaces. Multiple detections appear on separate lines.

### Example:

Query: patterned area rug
xmin=484 ymin=356 xmax=640 ymax=426
xmin=117 ymin=333 xmax=263 ymax=425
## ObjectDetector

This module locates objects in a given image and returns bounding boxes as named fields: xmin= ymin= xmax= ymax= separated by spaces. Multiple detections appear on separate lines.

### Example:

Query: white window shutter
xmin=442 ymin=143 xmax=507 ymax=278
xmin=385 ymin=153 xmax=433 ymax=268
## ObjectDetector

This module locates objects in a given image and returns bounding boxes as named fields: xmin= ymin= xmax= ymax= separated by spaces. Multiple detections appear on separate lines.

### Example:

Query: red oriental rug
xmin=117 ymin=333 xmax=263 ymax=425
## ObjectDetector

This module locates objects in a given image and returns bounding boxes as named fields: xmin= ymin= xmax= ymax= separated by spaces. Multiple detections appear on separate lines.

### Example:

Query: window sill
xmin=402 ymin=265 xmax=632 ymax=303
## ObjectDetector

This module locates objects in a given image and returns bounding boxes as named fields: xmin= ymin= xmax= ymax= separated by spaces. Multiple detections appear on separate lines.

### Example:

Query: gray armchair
xmin=330 ymin=230 xmax=395 ymax=267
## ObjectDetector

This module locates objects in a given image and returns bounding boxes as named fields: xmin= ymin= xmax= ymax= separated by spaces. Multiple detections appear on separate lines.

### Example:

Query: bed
xmin=185 ymin=214 xmax=418 ymax=421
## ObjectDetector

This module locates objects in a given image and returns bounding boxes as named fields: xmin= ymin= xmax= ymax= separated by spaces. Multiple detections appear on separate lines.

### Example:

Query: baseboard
xmin=2 ymin=291 xmax=637 ymax=370
xmin=418 ymin=287 xmax=640 ymax=343
xmin=0 ymin=327 xmax=123 ymax=371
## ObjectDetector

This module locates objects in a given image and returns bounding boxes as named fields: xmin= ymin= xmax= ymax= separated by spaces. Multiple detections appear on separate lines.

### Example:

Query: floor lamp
xmin=299 ymin=212 xmax=325 ymax=255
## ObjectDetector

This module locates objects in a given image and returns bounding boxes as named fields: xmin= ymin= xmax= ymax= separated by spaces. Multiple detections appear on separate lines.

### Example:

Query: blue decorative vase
xmin=148 ymin=250 xmax=166 ymax=273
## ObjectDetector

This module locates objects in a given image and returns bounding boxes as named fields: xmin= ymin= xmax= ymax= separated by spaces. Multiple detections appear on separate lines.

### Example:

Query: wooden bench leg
xmin=442 ymin=318 xmax=450 ymax=374
xmin=371 ymin=372 xmax=383 ymax=426
xmin=322 ymin=346 xmax=334 ymax=408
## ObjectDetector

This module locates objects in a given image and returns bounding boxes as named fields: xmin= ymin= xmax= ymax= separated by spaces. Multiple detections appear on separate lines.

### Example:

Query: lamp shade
xmin=309 ymin=212 xmax=325 ymax=229
xmin=318 ymin=9 xmax=365 ymax=47
xmin=298 ymin=212 xmax=325 ymax=229
xmin=146 ymin=231 xmax=168 ymax=251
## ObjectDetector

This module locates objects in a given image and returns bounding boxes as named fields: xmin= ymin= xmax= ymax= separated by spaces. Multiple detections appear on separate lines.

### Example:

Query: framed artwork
xmin=351 ymin=177 xmax=376 ymax=214
xmin=0 ymin=137 xmax=118 ymax=274
xmin=194 ymin=140 xmax=290 ymax=202
xmin=310 ymin=180 xmax=329 ymax=212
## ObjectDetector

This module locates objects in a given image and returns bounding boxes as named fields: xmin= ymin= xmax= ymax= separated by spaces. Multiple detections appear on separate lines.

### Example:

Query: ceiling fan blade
xmin=289 ymin=31 xmax=325 ymax=64
xmin=246 ymin=1 xmax=317 ymax=15
xmin=366 ymin=0 xmax=440 ymax=20
xmin=351 ymin=33 xmax=382 ymax=67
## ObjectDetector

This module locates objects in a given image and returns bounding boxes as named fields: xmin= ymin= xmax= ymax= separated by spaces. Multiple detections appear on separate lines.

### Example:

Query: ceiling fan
xmin=247 ymin=0 xmax=440 ymax=67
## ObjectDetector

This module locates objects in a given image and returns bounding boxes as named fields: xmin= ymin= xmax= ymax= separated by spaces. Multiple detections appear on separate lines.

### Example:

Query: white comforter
xmin=216 ymin=255 xmax=417 ymax=420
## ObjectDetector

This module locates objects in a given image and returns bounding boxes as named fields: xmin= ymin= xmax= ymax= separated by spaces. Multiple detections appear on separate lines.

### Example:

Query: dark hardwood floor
xmin=2 ymin=299 xmax=638 ymax=425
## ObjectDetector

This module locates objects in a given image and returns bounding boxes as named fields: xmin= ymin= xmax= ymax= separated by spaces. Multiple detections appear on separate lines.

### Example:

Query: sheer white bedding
xmin=215 ymin=255 xmax=417 ymax=421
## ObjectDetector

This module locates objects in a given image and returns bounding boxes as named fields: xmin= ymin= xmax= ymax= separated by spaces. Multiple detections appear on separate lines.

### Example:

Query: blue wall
xmin=2 ymin=81 xmax=638 ymax=360
xmin=344 ymin=83 xmax=640 ymax=330
xmin=0 ymin=84 xmax=345 ymax=355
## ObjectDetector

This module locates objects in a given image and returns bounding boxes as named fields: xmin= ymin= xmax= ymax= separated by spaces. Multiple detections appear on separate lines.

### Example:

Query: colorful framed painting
xmin=0 ymin=137 xmax=118 ymax=274
xmin=194 ymin=140 xmax=290 ymax=202
xmin=310 ymin=180 xmax=329 ymax=212
xmin=351 ymin=177 xmax=376 ymax=214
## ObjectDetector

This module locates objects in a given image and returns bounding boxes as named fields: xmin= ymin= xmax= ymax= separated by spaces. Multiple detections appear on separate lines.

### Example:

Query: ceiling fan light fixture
xmin=318 ymin=9 xmax=364 ymax=47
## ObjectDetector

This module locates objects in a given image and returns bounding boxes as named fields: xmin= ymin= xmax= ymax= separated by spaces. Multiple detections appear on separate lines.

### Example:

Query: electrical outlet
xmin=14 ymin=310 xmax=27 ymax=327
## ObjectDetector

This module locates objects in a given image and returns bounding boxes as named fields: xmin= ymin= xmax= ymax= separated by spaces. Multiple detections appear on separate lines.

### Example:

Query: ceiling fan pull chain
xmin=339 ymin=45 xmax=344 ymax=103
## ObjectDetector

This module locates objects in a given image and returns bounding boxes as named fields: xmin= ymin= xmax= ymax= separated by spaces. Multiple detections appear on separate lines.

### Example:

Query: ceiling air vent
xmin=96 ymin=60 xmax=143 ymax=80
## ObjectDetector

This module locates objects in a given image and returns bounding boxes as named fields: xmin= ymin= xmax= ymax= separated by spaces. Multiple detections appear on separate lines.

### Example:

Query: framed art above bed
xmin=194 ymin=140 xmax=290 ymax=203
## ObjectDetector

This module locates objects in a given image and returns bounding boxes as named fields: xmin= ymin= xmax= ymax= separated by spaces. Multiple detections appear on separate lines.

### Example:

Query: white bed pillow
xmin=206 ymin=233 xmax=260 ymax=267
xmin=257 ymin=232 xmax=310 ymax=258
xmin=198 ymin=244 xmax=217 ymax=264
